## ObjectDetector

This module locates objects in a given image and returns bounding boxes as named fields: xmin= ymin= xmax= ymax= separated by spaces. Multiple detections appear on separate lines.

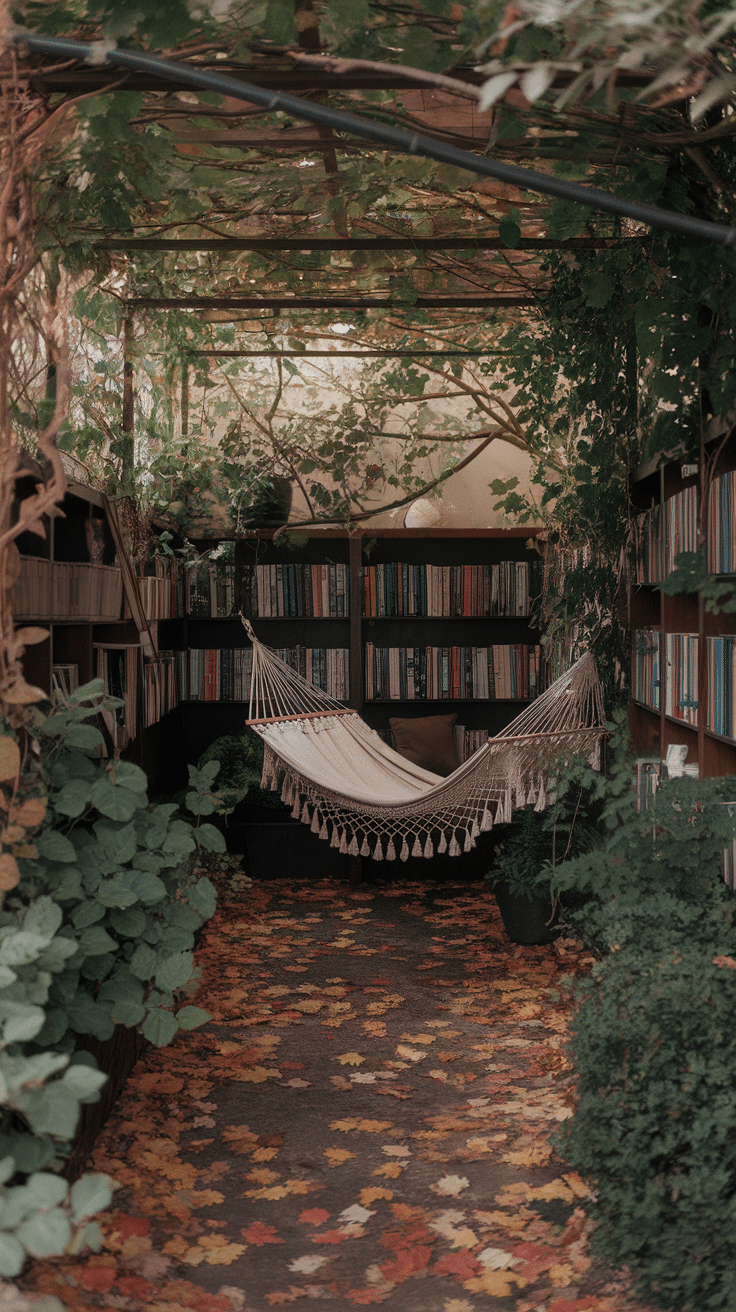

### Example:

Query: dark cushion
xmin=389 ymin=712 xmax=460 ymax=777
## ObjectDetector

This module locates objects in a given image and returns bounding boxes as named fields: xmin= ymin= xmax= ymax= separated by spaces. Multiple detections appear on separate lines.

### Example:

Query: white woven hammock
xmin=244 ymin=619 xmax=606 ymax=862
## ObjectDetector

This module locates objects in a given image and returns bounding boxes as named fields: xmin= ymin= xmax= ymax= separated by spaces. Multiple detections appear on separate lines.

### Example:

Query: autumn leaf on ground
xmin=288 ymin=1254 xmax=329 ymax=1274
xmin=359 ymin=1187 xmax=394 ymax=1206
xmin=463 ymin=1269 xmax=528 ymax=1296
xmin=241 ymin=1223 xmax=284 ymax=1244
xmin=502 ymin=1143 xmax=553 ymax=1167
xmin=431 ymin=1175 xmax=470 ymax=1196
xmin=337 ymin=1052 xmax=366 ymax=1066
xmin=298 ymin=1208 xmax=330 ymax=1225
xmin=324 ymin=1148 xmax=356 ymax=1165
xmin=372 ymin=1163 xmax=403 ymax=1178
xmin=329 ymin=1118 xmax=393 ymax=1133
xmin=399 ymin=1033 xmax=436 ymax=1044
xmin=395 ymin=1045 xmax=426 ymax=1062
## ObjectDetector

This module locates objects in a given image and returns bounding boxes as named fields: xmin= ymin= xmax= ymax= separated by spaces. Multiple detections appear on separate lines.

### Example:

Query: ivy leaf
xmin=53 ymin=779 xmax=92 ymax=818
xmin=0 ymin=1233 xmax=26 ymax=1276
xmin=36 ymin=831 xmax=77 ymax=863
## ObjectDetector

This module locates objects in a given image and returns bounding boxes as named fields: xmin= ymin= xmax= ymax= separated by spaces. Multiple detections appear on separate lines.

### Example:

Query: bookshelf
xmin=157 ymin=528 xmax=544 ymax=769
xmin=13 ymin=481 xmax=179 ymax=792
xmin=630 ymin=440 xmax=736 ymax=778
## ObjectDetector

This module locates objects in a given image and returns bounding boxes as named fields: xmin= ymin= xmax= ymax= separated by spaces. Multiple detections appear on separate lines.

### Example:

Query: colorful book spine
xmin=363 ymin=645 xmax=542 ymax=700
xmin=664 ymin=632 xmax=699 ymax=725
xmin=707 ymin=470 xmax=736 ymax=575
xmin=361 ymin=562 xmax=538 ymax=618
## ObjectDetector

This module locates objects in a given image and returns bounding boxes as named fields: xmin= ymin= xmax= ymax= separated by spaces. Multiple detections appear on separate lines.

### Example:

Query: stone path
xmin=22 ymin=875 xmax=652 ymax=1312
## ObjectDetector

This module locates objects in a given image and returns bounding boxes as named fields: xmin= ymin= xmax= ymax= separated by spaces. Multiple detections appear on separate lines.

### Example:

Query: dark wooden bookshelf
xmin=630 ymin=434 xmax=736 ymax=778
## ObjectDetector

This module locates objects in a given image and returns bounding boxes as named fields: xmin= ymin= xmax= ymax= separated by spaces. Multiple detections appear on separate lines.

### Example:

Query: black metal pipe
xmin=15 ymin=32 xmax=736 ymax=248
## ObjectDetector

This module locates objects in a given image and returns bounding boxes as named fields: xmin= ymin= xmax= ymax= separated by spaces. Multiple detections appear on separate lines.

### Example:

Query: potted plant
xmin=197 ymin=730 xmax=349 ymax=879
xmin=488 ymin=777 xmax=599 ymax=944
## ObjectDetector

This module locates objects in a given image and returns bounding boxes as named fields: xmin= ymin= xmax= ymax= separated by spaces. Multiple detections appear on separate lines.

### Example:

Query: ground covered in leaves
xmin=22 ymin=876 xmax=654 ymax=1312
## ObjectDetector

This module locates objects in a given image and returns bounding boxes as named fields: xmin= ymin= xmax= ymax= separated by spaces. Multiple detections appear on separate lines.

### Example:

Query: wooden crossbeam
xmin=130 ymin=295 xmax=536 ymax=309
xmin=97 ymin=236 xmax=640 ymax=253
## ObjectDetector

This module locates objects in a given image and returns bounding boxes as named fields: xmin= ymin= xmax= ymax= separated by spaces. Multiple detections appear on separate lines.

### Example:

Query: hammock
xmin=244 ymin=619 xmax=606 ymax=862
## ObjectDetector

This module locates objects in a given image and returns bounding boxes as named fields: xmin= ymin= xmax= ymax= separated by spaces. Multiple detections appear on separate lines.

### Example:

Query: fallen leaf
xmin=240 ymin=1222 xmax=284 ymax=1245
xmin=324 ymin=1148 xmax=356 ymax=1165
xmin=330 ymin=1118 xmax=393 ymax=1133
xmin=298 ymin=1209 xmax=330 ymax=1225
xmin=463 ymin=1269 xmax=528 ymax=1296
xmin=431 ymin=1174 xmax=470 ymax=1197
xmin=399 ymin=1032 xmax=436 ymax=1044
xmin=372 ymin=1163 xmax=403 ymax=1178
xmin=359 ymin=1187 xmax=394 ymax=1205
xmin=288 ymin=1254 xmax=330 ymax=1274
xmin=395 ymin=1045 xmax=427 ymax=1062
xmin=337 ymin=1052 xmax=366 ymax=1066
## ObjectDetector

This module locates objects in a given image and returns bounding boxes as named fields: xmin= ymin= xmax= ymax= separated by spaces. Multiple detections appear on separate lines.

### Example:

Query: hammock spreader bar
xmin=243 ymin=619 xmax=606 ymax=861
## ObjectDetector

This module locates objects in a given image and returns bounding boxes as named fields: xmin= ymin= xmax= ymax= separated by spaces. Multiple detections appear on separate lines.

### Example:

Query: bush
xmin=559 ymin=936 xmax=736 ymax=1311
xmin=0 ymin=678 xmax=225 ymax=1276
xmin=550 ymin=734 xmax=736 ymax=1311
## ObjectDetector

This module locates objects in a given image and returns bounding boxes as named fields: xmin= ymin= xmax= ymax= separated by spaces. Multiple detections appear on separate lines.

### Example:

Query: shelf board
xmin=365 ymin=697 xmax=532 ymax=705
xmin=362 ymin=614 xmax=534 ymax=621
xmin=663 ymin=713 xmax=698 ymax=732
xmin=703 ymin=727 xmax=736 ymax=748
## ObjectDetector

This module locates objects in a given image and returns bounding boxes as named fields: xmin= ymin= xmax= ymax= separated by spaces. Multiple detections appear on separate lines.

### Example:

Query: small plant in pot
xmin=198 ymin=729 xmax=290 ymax=822
xmin=488 ymin=770 xmax=599 ymax=945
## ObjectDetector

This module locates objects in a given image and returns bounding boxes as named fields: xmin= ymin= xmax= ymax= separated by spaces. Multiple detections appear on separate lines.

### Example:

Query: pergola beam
xmin=189 ymin=349 xmax=506 ymax=358
xmin=98 ymin=237 xmax=641 ymax=253
xmin=130 ymin=295 xmax=536 ymax=309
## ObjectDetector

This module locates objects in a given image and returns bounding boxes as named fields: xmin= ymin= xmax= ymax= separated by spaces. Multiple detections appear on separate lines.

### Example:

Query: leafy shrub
xmin=551 ymin=737 xmax=736 ymax=1310
xmin=559 ymin=936 xmax=736 ymax=1311
xmin=0 ymin=678 xmax=224 ymax=1276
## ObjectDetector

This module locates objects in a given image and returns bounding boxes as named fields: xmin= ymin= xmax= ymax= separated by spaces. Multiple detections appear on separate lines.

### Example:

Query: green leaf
xmin=16 ymin=1207 xmax=72 ymax=1258
xmin=88 ymin=778 xmax=142 ymax=822
xmin=582 ymin=273 xmax=614 ymax=309
xmin=0 ymin=934 xmax=52 ymax=968
xmin=128 ymin=943 xmax=158 ymax=980
xmin=93 ymin=819 xmax=137 ymax=864
xmin=110 ymin=999 xmax=146 ymax=1026
xmin=108 ymin=907 xmax=147 ymax=937
xmin=195 ymin=823 xmax=226 ymax=854
xmin=65 ymin=725 xmax=104 ymax=751
xmin=23 ymin=897 xmax=63 ymax=940
xmin=155 ymin=951 xmax=194 ymax=993
xmin=60 ymin=1064 xmax=107 ymax=1099
xmin=69 ymin=1173 xmax=113 ymax=1225
xmin=36 ymin=831 xmax=77 ymax=863
xmin=0 ymin=1001 xmax=45 ymax=1043
xmin=53 ymin=779 xmax=92 ymax=818
xmin=78 ymin=926 xmax=117 ymax=957
xmin=0 ymin=1233 xmax=25 ymax=1277
xmin=109 ymin=761 xmax=148 ymax=793
xmin=187 ymin=876 xmax=217 ymax=920
xmin=499 ymin=219 xmax=521 ymax=248
xmin=27 ymin=1172 xmax=69 ymax=1209
xmin=176 ymin=1005 xmax=212 ymax=1030
xmin=142 ymin=1007 xmax=179 ymax=1046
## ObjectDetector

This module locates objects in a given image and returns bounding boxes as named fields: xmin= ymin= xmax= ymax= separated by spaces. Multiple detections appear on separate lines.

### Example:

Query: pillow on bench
xmin=389 ymin=712 xmax=460 ymax=777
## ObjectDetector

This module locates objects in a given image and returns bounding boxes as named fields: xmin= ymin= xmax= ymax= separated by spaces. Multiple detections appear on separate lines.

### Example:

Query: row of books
xmin=633 ymin=629 xmax=698 ymax=725
xmin=16 ymin=558 xmax=123 ymax=621
xmin=142 ymin=654 xmax=179 ymax=729
xmin=95 ymin=645 xmax=139 ymax=753
xmin=706 ymin=636 xmax=736 ymax=739
xmin=364 ymin=643 xmax=543 ymax=701
xmin=177 ymin=648 xmax=253 ymax=702
xmin=244 ymin=564 xmax=349 ymax=619
xmin=361 ymin=561 xmax=539 ymax=618
xmin=177 ymin=646 xmax=350 ymax=702
xmin=635 ymin=486 xmax=698 ymax=584
xmin=707 ymin=470 xmax=736 ymax=575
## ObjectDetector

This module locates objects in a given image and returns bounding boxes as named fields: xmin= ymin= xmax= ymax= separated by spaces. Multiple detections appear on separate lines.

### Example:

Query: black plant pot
xmin=493 ymin=879 xmax=559 ymax=945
